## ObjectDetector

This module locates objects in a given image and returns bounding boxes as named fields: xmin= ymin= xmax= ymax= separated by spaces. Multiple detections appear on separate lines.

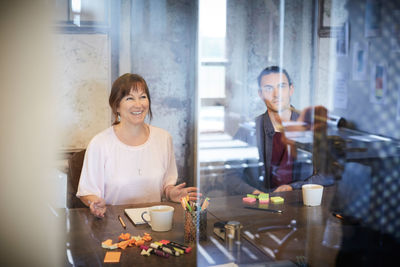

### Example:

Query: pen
xmin=332 ymin=212 xmax=344 ymax=220
xmin=186 ymin=200 xmax=192 ymax=212
xmin=200 ymin=197 xmax=209 ymax=211
xmin=180 ymin=197 xmax=187 ymax=210
xmin=331 ymin=212 xmax=360 ymax=225
xmin=140 ymin=245 xmax=170 ymax=258
xmin=164 ymin=243 xmax=184 ymax=255
xmin=168 ymin=241 xmax=192 ymax=253
xmin=244 ymin=206 xmax=283 ymax=213
xmin=151 ymin=242 xmax=180 ymax=256
xmin=160 ymin=240 xmax=186 ymax=254
xmin=118 ymin=215 xmax=126 ymax=229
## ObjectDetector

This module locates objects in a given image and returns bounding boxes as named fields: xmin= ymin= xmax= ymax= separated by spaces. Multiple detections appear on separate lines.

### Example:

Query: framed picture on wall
xmin=352 ymin=42 xmax=369 ymax=80
xmin=318 ymin=0 xmax=348 ymax=38
xmin=369 ymin=63 xmax=387 ymax=105
xmin=333 ymin=72 xmax=348 ymax=109
xmin=336 ymin=21 xmax=349 ymax=57
xmin=364 ymin=0 xmax=381 ymax=37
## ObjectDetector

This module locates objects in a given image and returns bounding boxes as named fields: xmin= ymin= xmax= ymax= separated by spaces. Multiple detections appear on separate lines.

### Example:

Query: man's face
xmin=258 ymin=72 xmax=294 ymax=113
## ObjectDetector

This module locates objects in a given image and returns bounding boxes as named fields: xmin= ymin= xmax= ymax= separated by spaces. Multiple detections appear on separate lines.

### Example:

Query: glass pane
xmin=199 ymin=0 xmax=316 ymax=201
xmin=199 ymin=106 xmax=224 ymax=132
xmin=199 ymin=0 xmax=226 ymax=59
xmin=198 ymin=65 xmax=226 ymax=98
xmin=19 ymin=0 xmax=400 ymax=266
xmin=198 ymin=0 xmax=400 ymax=266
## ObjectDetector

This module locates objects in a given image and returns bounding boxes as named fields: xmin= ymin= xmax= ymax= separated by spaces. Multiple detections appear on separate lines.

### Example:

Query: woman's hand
xmin=166 ymin=182 xmax=202 ymax=203
xmin=89 ymin=197 xmax=107 ymax=218
xmin=81 ymin=195 xmax=107 ymax=218
xmin=80 ymin=195 xmax=107 ymax=217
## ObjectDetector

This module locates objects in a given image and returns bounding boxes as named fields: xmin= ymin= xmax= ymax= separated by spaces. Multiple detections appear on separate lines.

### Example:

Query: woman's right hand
xmin=89 ymin=197 xmax=107 ymax=218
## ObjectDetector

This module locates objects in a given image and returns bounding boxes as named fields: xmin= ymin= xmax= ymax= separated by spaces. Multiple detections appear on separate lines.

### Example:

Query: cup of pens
xmin=181 ymin=197 xmax=209 ymax=244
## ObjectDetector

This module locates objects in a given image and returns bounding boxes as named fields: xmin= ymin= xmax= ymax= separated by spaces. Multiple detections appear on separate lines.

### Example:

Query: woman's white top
xmin=76 ymin=125 xmax=178 ymax=205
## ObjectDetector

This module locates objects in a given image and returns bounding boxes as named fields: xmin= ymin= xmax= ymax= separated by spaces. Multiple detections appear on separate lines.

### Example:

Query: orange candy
xmin=102 ymin=232 xmax=153 ymax=250
xmin=118 ymin=233 xmax=131 ymax=241
xmin=142 ymin=234 xmax=152 ymax=242
xmin=135 ymin=239 xmax=145 ymax=247
xmin=118 ymin=240 xmax=130 ymax=250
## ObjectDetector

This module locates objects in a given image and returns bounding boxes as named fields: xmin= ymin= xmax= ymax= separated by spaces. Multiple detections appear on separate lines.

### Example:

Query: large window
xmin=198 ymin=0 xmax=227 ymax=133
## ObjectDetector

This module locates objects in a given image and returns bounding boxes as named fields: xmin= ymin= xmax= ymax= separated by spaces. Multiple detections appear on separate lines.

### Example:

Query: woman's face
xmin=117 ymin=87 xmax=149 ymax=126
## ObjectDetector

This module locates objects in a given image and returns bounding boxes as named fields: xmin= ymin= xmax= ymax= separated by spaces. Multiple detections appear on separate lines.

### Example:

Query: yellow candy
xmin=270 ymin=196 xmax=284 ymax=204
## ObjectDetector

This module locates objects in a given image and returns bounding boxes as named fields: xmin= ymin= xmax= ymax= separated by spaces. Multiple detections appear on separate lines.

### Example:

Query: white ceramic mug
xmin=302 ymin=184 xmax=324 ymax=206
xmin=141 ymin=205 xmax=174 ymax=232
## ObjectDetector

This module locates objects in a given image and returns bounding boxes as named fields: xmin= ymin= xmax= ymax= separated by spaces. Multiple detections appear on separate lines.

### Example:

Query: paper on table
xmin=124 ymin=207 xmax=149 ymax=225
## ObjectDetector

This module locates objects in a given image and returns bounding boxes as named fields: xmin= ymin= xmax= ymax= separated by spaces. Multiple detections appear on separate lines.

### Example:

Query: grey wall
xmin=130 ymin=0 xmax=197 ymax=183
xmin=333 ymin=0 xmax=400 ymax=139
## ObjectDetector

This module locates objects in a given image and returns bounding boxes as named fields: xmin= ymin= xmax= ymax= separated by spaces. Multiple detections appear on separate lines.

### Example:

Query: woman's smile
xmin=117 ymin=89 xmax=150 ymax=126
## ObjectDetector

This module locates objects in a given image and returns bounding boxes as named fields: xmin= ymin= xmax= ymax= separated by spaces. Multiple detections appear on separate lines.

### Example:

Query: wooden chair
xmin=66 ymin=149 xmax=87 ymax=208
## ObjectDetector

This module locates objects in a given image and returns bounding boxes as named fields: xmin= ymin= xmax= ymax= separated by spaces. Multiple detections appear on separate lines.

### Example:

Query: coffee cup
xmin=302 ymin=184 xmax=323 ymax=206
xmin=141 ymin=205 xmax=174 ymax=232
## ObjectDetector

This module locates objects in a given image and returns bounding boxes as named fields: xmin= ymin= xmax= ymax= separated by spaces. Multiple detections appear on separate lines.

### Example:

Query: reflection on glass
xmin=198 ymin=0 xmax=400 ymax=265
xmin=199 ymin=66 xmax=226 ymax=99
xmin=199 ymin=106 xmax=224 ymax=132
xmin=50 ymin=0 xmax=400 ymax=266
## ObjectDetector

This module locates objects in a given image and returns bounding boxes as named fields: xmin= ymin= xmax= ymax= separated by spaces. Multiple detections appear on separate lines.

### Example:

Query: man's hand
xmin=89 ymin=197 xmax=107 ymax=218
xmin=166 ymin=182 xmax=202 ymax=203
xmin=273 ymin=184 xmax=293 ymax=192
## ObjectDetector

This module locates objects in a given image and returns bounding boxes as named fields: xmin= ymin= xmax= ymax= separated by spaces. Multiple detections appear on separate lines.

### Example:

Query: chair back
xmin=67 ymin=149 xmax=87 ymax=208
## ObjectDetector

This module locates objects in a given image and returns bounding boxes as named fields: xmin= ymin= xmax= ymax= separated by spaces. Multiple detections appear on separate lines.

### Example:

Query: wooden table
xmin=65 ymin=201 xmax=200 ymax=266
xmin=207 ymin=186 xmax=340 ymax=266
xmin=64 ymin=201 xmax=271 ymax=266
xmin=65 ymin=187 xmax=339 ymax=266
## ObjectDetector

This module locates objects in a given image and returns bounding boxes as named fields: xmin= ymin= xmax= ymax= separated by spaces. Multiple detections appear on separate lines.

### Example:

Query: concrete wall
xmin=130 ymin=0 xmax=197 ymax=182
xmin=55 ymin=34 xmax=111 ymax=149
xmin=55 ymin=0 xmax=197 ymax=183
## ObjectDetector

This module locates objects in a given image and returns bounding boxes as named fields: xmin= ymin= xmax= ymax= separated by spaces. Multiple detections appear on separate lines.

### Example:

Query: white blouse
xmin=76 ymin=125 xmax=178 ymax=205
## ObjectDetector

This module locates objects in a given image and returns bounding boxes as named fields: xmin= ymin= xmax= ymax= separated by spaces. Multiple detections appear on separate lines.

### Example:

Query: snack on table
xmin=270 ymin=196 xmax=284 ymax=204
xmin=242 ymin=197 xmax=257 ymax=203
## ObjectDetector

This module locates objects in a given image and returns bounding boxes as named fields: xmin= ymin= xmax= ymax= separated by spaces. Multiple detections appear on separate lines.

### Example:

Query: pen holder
xmin=184 ymin=210 xmax=207 ymax=244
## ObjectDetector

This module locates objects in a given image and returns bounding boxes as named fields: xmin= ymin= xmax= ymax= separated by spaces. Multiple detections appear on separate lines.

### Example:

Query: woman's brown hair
xmin=109 ymin=73 xmax=153 ymax=125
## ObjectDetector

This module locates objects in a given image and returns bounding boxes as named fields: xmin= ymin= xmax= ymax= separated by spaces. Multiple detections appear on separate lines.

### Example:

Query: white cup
xmin=302 ymin=184 xmax=324 ymax=206
xmin=141 ymin=205 xmax=174 ymax=232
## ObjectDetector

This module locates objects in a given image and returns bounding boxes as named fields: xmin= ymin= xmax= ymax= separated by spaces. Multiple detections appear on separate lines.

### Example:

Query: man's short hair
xmin=257 ymin=66 xmax=293 ymax=88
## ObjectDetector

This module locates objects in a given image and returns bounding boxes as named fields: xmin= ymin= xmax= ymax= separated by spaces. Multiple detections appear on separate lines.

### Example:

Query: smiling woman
xmin=111 ymin=74 xmax=151 ymax=146
xmin=115 ymin=89 xmax=150 ymax=146
xmin=109 ymin=74 xmax=153 ymax=125
xmin=76 ymin=73 xmax=200 ymax=217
